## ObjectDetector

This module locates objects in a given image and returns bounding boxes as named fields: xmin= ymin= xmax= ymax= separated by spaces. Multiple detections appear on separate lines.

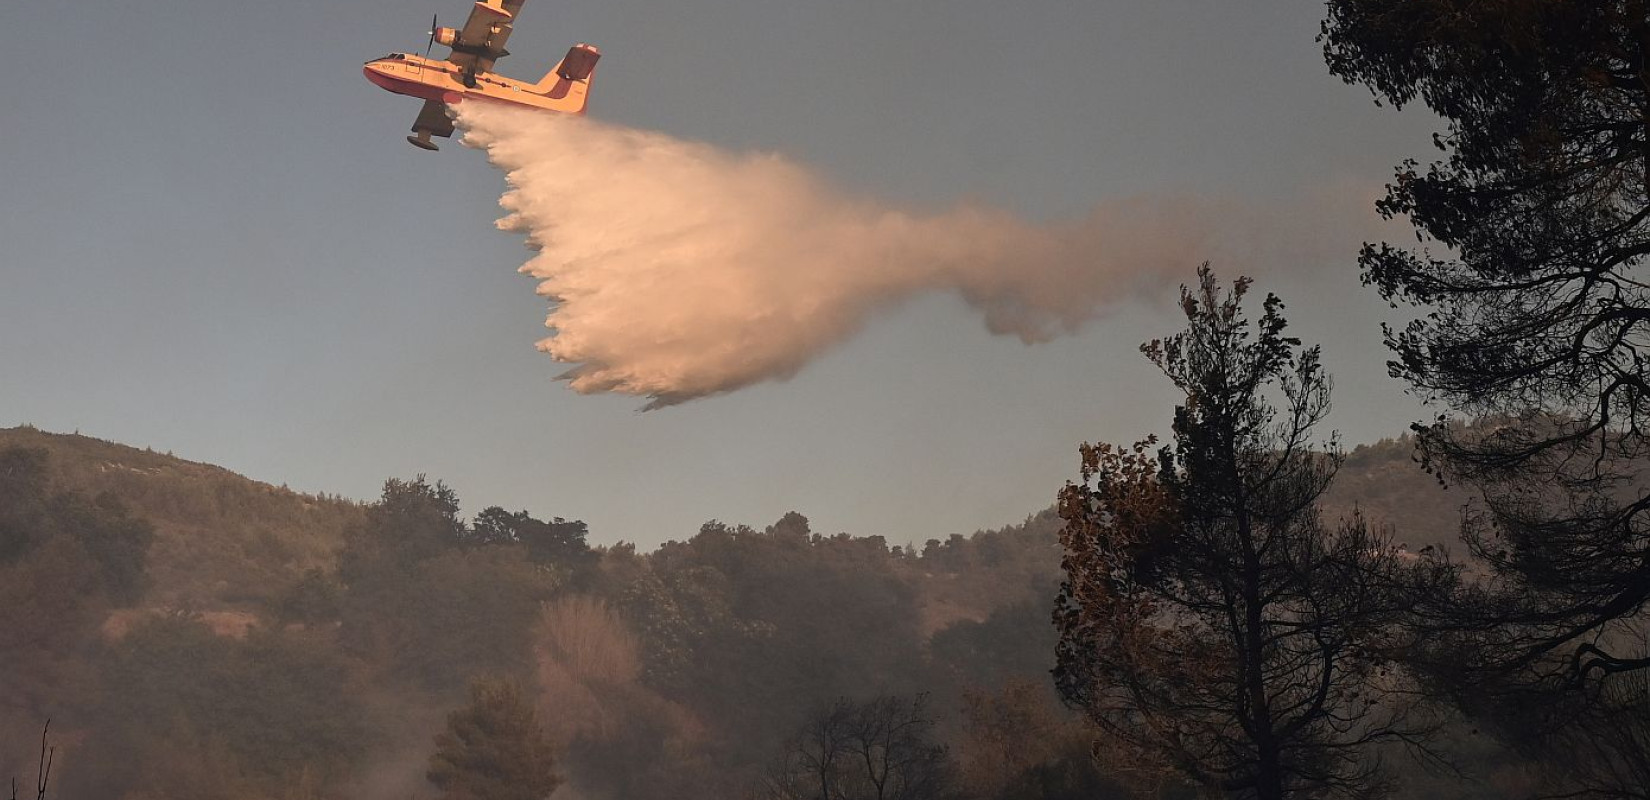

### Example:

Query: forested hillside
xmin=1320 ymin=434 xmax=1467 ymax=552
xmin=0 ymin=427 xmax=364 ymax=611
xmin=0 ymin=425 xmax=1493 ymax=799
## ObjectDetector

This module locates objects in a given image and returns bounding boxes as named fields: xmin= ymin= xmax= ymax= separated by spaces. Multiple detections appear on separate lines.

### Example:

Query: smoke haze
xmin=457 ymin=102 xmax=1229 ymax=408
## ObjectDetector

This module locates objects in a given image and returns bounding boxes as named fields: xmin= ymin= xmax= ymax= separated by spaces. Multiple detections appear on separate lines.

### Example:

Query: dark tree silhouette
xmin=757 ymin=694 xmax=958 ymax=800
xmin=1321 ymin=0 xmax=1650 ymax=691
xmin=1545 ymin=661 xmax=1650 ymax=799
xmin=470 ymin=506 xmax=595 ymax=568
xmin=340 ymin=476 xmax=466 ymax=582
xmin=1054 ymin=267 xmax=1435 ymax=799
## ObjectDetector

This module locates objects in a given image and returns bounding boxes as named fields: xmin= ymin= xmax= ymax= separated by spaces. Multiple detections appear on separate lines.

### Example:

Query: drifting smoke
xmin=457 ymin=103 xmax=1236 ymax=408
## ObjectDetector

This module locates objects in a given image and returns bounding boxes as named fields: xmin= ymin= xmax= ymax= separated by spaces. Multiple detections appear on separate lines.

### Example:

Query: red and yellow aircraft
xmin=364 ymin=0 xmax=600 ymax=151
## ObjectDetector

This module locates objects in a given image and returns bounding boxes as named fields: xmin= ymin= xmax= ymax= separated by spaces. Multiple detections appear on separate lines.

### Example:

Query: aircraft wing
xmin=445 ymin=0 xmax=520 ymax=79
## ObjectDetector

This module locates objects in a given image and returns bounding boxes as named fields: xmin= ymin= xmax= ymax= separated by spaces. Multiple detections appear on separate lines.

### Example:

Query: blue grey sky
xmin=0 ymin=1 xmax=1441 ymax=547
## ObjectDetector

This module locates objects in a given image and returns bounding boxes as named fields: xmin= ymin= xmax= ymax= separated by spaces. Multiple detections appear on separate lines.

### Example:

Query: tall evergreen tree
xmin=428 ymin=678 xmax=562 ymax=800
xmin=1321 ymin=7 xmax=1650 ymax=795
xmin=1054 ymin=267 xmax=1430 ymax=799
xmin=1321 ymin=0 xmax=1650 ymax=687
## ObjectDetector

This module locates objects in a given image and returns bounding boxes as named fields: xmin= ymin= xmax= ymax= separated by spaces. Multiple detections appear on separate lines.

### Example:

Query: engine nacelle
xmin=434 ymin=27 xmax=460 ymax=48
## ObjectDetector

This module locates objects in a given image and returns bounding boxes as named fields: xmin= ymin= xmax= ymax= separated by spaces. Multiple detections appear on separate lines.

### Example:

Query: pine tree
xmin=428 ymin=678 xmax=561 ymax=800
xmin=1054 ymin=267 xmax=1434 ymax=799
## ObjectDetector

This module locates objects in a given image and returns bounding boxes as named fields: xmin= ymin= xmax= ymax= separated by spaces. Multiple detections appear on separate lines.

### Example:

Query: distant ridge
xmin=0 ymin=424 xmax=1469 ymax=612
xmin=1320 ymin=434 xmax=1468 ymax=553
xmin=0 ymin=426 xmax=364 ymax=607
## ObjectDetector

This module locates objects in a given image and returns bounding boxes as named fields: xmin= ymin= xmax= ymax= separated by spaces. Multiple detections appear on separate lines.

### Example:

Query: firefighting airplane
xmin=364 ymin=0 xmax=599 ymax=151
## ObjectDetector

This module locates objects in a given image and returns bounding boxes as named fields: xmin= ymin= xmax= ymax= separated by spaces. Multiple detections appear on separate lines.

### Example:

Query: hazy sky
xmin=0 ymin=1 xmax=1443 ymax=548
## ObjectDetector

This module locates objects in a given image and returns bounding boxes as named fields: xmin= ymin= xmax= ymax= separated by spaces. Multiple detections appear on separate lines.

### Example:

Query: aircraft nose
xmin=363 ymin=63 xmax=396 ymax=91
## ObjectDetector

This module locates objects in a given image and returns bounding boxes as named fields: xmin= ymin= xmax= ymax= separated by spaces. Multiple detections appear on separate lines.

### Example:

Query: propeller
xmin=413 ymin=13 xmax=438 ymax=77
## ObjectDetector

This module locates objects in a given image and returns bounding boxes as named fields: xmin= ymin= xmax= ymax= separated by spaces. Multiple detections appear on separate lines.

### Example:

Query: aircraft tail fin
xmin=531 ymin=43 xmax=601 ymax=113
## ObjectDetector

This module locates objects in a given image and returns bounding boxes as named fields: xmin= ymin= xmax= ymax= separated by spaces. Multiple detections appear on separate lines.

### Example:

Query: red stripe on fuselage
xmin=363 ymin=64 xmax=450 ymax=102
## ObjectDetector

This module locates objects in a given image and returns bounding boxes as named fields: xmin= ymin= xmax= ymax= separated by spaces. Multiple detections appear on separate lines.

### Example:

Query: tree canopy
xmin=1322 ymin=0 xmax=1650 ymax=690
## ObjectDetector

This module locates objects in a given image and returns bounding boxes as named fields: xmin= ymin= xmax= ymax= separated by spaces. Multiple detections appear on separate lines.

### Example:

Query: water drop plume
xmin=457 ymin=102 xmax=1211 ymax=408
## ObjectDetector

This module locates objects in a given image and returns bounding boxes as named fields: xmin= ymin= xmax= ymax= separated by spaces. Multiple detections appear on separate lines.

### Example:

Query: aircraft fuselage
xmin=363 ymin=52 xmax=590 ymax=113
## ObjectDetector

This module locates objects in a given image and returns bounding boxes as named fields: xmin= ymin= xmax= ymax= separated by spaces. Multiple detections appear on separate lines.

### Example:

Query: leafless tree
xmin=757 ymin=694 xmax=958 ymax=800
xmin=9 ymin=719 xmax=52 ymax=800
